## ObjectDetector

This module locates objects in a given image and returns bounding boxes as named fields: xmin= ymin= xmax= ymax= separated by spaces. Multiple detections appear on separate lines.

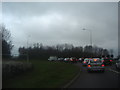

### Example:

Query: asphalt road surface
xmin=69 ymin=62 xmax=120 ymax=88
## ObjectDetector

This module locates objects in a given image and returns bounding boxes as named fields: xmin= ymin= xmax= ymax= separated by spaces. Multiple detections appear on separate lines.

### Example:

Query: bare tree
xmin=0 ymin=24 xmax=13 ymax=59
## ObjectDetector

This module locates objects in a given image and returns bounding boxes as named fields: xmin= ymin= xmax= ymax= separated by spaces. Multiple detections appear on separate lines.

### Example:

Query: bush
xmin=2 ymin=61 xmax=33 ymax=80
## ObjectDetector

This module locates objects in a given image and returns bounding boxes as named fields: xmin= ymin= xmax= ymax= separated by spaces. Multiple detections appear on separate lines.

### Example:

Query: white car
xmin=48 ymin=56 xmax=57 ymax=61
xmin=78 ymin=58 xmax=82 ymax=62
xmin=64 ymin=58 xmax=70 ymax=62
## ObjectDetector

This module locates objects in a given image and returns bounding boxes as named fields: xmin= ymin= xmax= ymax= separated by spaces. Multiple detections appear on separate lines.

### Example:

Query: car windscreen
xmin=90 ymin=60 xmax=102 ymax=63
xmin=84 ymin=59 xmax=89 ymax=60
xmin=66 ymin=58 xmax=69 ymax=59
xmin=84 ymin=59 xmax=89 ymax=62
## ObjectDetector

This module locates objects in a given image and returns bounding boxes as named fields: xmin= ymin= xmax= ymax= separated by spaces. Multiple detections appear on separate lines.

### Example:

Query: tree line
xmin=18 ymin=43 xmax=111 ymax=60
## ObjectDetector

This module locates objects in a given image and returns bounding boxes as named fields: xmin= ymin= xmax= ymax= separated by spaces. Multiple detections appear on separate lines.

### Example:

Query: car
xmin=92 ymin=58 xmax=102 ymax=62
xmin=115 ymin=59 xmax=120 ymax=70
xmin=81 ymin=57 xmax=85 ymax=62
xmin=100 ymin=58 xmax=105 ymax=63
xmin=78 ymin=58 xmax=82 ymax=62
xmin=103 ymin=57 xmax=113 ymax=65
xmin=57 ymin=58 xmax=64 ymax=61
xmin=70 ymin=57 xmax=77 ymax=63
xmin=87 ymin=58 xmax=105 ymax=72
xmin=64 ymin=58 xmax=70 ymax=62
xmin=76 ymin=58 xmax=79 ymax=62
xmin=82 ymin=58 xmax=91 ymax=66
xmin=48 ymin=56 xmax=58 ymax=61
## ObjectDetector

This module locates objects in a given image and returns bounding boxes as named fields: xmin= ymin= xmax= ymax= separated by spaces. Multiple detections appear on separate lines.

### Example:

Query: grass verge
xmin=3 ymin=60 xmax=79 ymax=88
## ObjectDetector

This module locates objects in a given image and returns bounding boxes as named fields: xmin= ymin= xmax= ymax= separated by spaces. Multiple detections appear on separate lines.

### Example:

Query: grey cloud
xmin=2 ymin=2 xmax=118 ymax=57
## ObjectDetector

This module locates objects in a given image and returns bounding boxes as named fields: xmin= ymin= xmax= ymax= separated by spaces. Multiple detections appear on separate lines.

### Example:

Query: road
xmin=69 ymin=62 xmax=120 ymax=88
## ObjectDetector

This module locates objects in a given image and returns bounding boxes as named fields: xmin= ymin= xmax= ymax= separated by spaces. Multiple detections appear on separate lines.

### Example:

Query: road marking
xmin=63 ymin=69 xmax=81 ymax=88
xmin=108 ymin=69 xmax=120 ymax=74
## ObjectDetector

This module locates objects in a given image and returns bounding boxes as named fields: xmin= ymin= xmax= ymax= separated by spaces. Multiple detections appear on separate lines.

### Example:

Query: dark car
xmin=115 ymin=59 xmax=120 ymax=70
xmin=103 ymin=57 xmax=113 ymax=65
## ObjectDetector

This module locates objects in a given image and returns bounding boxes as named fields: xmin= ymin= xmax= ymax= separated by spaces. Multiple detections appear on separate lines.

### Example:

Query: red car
xmin=70 ymin=57 xmax=77 ymax=63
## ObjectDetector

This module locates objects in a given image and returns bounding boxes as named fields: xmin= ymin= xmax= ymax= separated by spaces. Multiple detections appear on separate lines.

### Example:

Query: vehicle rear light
xmin=71 ymin=59 xmax=73 ymax=61
xmin=101 ymin=64 xmax=105 ymax=67
xmin=88 ymin=65 xmax=91 ymax=67
xmin=102 ymin=60 xmax=104 ymax=62
xmin=110 ymin=60 xmax=112 ymax=62
xmin=94 ymin=59 xmax=97 ymax=61
xmin=84 ymin=62 xmax=86 ymax=63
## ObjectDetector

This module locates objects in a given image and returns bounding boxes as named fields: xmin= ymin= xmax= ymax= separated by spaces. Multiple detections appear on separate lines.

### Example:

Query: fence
xmin=1 ymin=54 xmax=29 ymax=62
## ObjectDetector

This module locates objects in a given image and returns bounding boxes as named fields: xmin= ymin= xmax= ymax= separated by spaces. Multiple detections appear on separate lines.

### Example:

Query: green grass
xmin=3 ymin=60 xmax=79 ymax=88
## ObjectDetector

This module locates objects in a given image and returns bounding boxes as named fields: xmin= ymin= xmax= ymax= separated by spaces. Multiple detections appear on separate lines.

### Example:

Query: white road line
xmin=108 ymin=69 xmax=120 ymax=74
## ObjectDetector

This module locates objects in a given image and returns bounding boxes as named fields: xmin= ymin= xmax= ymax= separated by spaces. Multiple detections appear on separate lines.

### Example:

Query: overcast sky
xmin=2 ymin=2 xmax=118 ymax=57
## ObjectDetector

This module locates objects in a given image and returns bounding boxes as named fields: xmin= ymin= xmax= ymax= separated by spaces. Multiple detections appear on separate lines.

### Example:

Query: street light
xmin=27 ymin=35 xmax=30 ymax=62
xmin=82 ymin=28 xmax=93 ymax=58
xmin=82 ymin=28 xmax=92 ymax=47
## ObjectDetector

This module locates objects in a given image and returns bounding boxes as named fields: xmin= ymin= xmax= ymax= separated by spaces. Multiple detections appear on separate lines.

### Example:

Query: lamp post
xmin=82 ymin=28 xmax=93 ymax=57
xmin=27 ymin=35 xmax=30 ymax=62
xmin=82 ymin=28 xmax=92 ymax=47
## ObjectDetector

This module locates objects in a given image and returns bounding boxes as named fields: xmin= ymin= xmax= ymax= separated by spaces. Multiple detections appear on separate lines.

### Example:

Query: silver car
xmin=57 ymin=58 xmax=64 ymax=61
xmin=48 ymin=56 xmax=57 ymax=61
xmin=87 ymin=59 xmax=105 ymax=72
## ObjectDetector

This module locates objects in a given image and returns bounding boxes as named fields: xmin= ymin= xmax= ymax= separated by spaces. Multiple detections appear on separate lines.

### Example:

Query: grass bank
xmin=3 ymin=60 xmax=79 ymax=88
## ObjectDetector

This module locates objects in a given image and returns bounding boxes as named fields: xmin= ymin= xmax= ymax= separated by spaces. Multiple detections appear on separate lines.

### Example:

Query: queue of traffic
xmin=48 ymin=56 xmax=114 ymax=65
xmin=48 ymin=56 xmax=80 ymax=63
xmin=48 ymin=56 xmax=120 ymax=73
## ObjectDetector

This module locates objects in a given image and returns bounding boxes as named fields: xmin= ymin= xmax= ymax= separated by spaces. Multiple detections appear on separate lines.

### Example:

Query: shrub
xmin=2 ymin=61 xmax=33 ymax=80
